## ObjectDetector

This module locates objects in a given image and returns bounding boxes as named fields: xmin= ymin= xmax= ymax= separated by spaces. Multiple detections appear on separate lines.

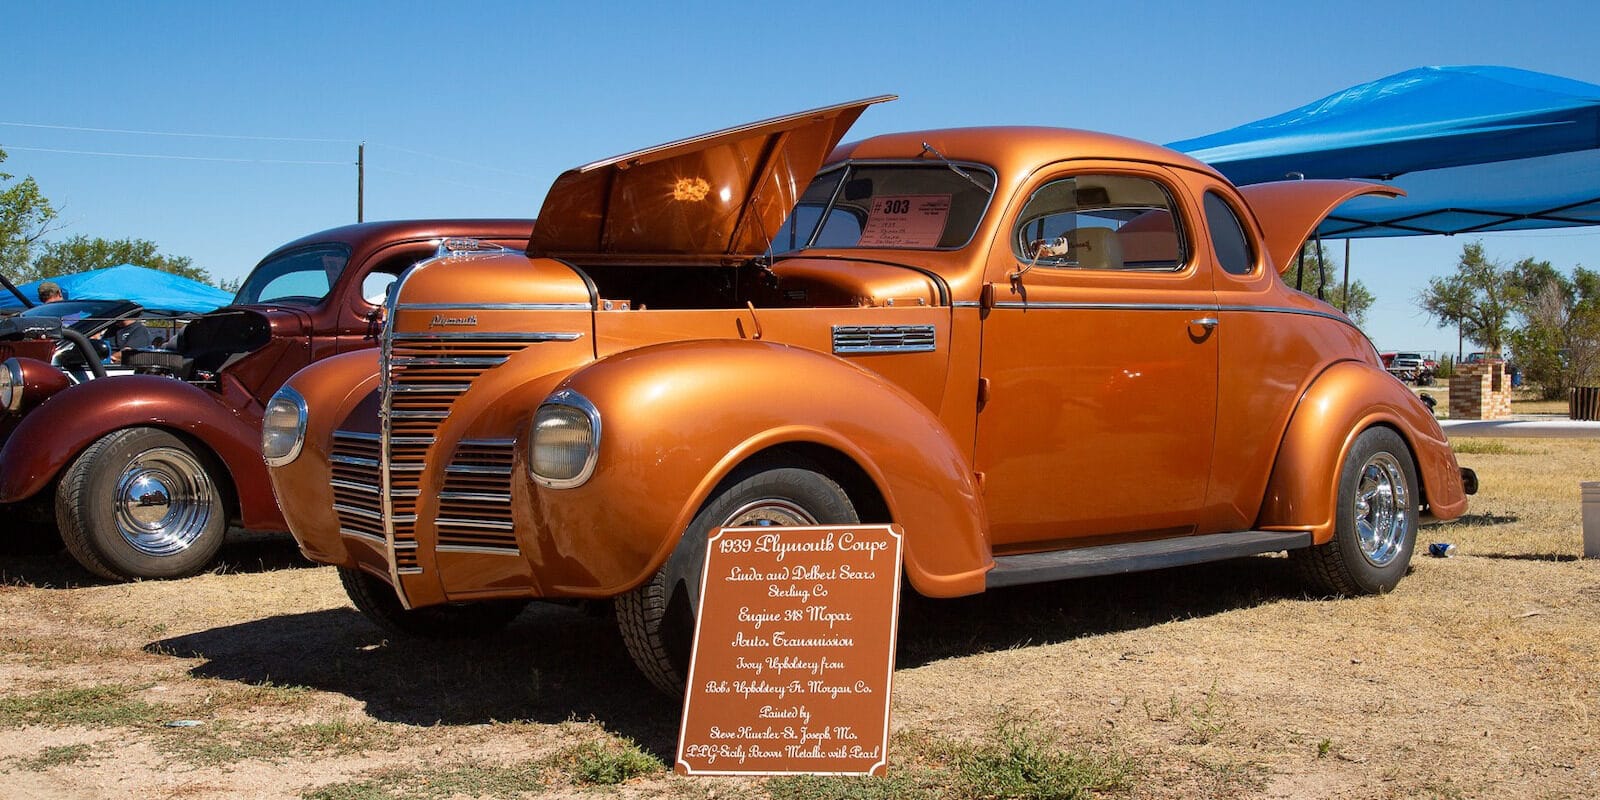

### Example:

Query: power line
xmin=0 ymin=145 xmax=346 ymax=166
xmin=369 ymin=143 xmax=537 ymax=180
xmin=0 ymin=120 xmax=348 ymax=144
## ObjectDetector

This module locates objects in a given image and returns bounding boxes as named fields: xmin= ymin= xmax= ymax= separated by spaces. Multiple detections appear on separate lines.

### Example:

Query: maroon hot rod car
xmin=0 ymin=219 xmax=531 ymax=580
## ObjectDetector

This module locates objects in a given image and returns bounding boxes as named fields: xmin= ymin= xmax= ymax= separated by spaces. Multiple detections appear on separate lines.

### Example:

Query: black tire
xmin=339 ymin=566 xmax=527 ymax=638
xmin=616 ymin=459 xmax=859 ymax=695
xmin=1294 ymin=427 xmax=1419 ymax=595
xmin=56 ymin=428 xmax=228 ymax=580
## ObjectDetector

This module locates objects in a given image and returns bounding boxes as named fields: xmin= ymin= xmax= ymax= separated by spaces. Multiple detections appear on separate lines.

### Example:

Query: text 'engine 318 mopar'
xmin=264 ymin=98 xmax=1477 ymax=694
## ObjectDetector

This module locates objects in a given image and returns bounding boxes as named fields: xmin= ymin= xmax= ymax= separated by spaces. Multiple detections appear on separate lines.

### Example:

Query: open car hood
xmin=1238 ymin=180 xmax=1403 ymax=275
xmin=528 ymin=96 xmax=895 ymax=263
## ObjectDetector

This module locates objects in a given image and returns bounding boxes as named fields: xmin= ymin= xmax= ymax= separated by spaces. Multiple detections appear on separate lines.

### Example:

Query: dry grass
xmin=0 ymin=439 xmax=1596 ymax=798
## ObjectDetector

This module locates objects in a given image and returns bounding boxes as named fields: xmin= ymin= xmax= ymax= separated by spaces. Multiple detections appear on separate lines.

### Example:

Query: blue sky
xmin=5 ymin=1 xmax=1598 ymax=356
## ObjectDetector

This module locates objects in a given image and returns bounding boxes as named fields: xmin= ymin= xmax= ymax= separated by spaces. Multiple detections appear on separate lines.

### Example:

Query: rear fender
xmin=542 ymin=339 xmax=992 ymax=598
xmin=0 ymin=375 xmax=279 ymax=530
xmin=1258 ymin=360 xmax=1465 ymax=540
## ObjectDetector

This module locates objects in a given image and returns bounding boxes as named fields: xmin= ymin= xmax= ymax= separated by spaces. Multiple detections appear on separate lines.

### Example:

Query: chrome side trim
xmin=832 ymin=324 xmax=938 ymax=354
xmin=436 ymin=544 xmax=522 ymax=556
xmin=991 ymin=301 xmax=1219 ymax=312
xmin=988 ymin=301 xmax=1354 ymax=325
xmin=396 ymin=302 xmax=592 ymax=311
xmin=952 ymin=300 xmax=982 ymax=308
xmin=390 ymin=331 xmax=582 ymax=342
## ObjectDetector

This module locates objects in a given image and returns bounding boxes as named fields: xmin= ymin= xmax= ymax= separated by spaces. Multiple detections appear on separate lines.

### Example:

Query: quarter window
xmin=1013 ymin=174 xmax=1186 ymax=271
xmin=1204 ymin=191 xmax=1255 ymax=275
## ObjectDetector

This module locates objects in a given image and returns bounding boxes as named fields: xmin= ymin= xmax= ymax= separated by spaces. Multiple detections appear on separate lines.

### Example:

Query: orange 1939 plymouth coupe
xmin=263 ymin=97 xmax=1475 ymax=693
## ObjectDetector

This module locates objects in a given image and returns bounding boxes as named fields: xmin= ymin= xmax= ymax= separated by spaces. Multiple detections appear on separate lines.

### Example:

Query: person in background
xmin=37 ymin=281 xmax=65 ymax=303
xmin=105 ymin=318 xmax=153 ymax=363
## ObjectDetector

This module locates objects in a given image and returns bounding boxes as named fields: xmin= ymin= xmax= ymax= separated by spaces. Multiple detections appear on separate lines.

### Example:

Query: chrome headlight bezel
xmin=261 ymin=385 xmax=309 ymax=467
xmin=529 ymin=389 xmax=601 ymax=489
xmin=0 ymin=359 xmax=20 ymax=412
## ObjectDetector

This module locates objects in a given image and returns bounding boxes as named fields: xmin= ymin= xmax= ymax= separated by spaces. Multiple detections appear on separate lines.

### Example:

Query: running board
xmin=986 ymin=530 xmax=1314 ymax=589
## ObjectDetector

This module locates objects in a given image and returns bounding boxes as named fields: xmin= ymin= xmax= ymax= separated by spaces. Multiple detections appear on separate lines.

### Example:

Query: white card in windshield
xmin=858 ymin=195 xmax=952 ymax=247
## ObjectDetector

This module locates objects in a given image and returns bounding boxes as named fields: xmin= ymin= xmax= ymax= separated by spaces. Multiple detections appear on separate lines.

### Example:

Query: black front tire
xmin=616 ymin=459 xmax=859 ymax=694
xmin=339 ymin=566 xmax=527 ymax=639
xmin=1294 ymin=427 xmax=1419 ymax=595
xmin=56 ymin=428 xmax=228 ymax=580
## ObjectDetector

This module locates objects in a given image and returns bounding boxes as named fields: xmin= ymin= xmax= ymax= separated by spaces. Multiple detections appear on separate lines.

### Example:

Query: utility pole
xmin=357 ymin=141 xmax=365 ymax=222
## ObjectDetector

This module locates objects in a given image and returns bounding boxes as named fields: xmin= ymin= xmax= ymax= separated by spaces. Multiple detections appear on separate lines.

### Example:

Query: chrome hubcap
xmin=1353 ymin=452 xmax=1409 ymax=567
xmin=723 ymin=498 xmax=819 ymax=528
xmin=114 ymin=447 xmax=215 ymax=557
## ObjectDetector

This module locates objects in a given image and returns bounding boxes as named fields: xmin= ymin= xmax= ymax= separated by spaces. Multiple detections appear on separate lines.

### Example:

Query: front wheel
xmin=339 ymin=567 xmax=527 ymax=639
xmin=616 ymin=460 xmax=859 ymax=694
xmin=56 ymin=428 xmax=229 ymax=580
xmin=1294 ymin=427 xmax=1419 ymax=595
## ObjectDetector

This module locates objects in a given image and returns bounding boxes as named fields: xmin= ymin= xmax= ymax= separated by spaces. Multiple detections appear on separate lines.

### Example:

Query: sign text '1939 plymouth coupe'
xmin=264 ymin=98 xmax=1475 ymax=693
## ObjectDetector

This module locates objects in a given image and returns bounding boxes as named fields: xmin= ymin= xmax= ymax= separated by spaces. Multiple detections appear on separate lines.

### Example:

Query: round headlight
xmin=529 ymin=390 xmax=600 ymax=488
xmin=0 ymin=359 xmax=19 ymax=412
xmin=262 ymin=385 xmax=308 ymax=467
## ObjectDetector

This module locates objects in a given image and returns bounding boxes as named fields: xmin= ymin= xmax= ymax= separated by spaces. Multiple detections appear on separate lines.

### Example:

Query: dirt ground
xmin=1 ymin=438 xmax=1596 ymax=799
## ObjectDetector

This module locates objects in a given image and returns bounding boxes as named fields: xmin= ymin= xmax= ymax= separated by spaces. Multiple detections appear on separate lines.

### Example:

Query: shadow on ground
xmin=0 ymin=528 xmax=313 ymax=589
xmin=146 ymin=554 xmax=1314 ymax=755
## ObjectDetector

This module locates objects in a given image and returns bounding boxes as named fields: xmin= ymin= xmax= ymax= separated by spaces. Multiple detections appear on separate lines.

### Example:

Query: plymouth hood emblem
xmin=429 ymin=314 xmax=479 ymax=327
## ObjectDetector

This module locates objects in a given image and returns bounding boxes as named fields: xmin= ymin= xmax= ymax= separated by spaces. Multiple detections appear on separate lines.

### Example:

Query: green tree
xmin=1510 ymin=264 xmax=1600 ymax=399
xmin=1296 ymin=241 xmax=1376 ymax=326
xmin=1417 ymin=241 xmax=1515 ymax=356
xmin=28 ymin=235 xmax=215 ymax=286
xmin=0 ymin=147 xmax=60 ymax=278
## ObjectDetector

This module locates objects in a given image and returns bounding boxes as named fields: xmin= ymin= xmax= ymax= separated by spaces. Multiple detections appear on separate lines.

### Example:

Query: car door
xmin=975 ymin=164 xmax=1219 ymax=549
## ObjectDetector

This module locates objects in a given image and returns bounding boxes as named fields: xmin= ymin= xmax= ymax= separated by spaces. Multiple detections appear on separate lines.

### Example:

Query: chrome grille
xmin=330 ymin=431 xmax=387 ymax=549
xmin=832 ymin=324 xmax=937 ymax=354
xmin=436 ymin=439 xmax=518 ymax=554
xmin=383 ymin=336 xmax=532 ymax=574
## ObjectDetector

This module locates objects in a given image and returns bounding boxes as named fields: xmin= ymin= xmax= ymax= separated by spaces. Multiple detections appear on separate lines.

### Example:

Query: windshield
xmin=234 ymin=244 xmax=351 ymax=306
xmin=771 ymin=162 xmax=996 ymax=253
xmin=17 ymin=299 xmax=137 ymax=334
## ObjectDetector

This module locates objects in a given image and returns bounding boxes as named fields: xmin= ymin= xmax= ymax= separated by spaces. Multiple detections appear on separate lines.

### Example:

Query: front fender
xmin=539 ymin=339 xmax=991 ymax=599
xmin=0 ymin=375 xmax=282 ymax=530
xmin=1258 ymin=361 xmax=1466 ymax=542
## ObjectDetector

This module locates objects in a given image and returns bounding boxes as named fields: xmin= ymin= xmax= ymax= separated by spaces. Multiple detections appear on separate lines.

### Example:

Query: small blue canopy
xmin=0 ymin=264 xmax=233 ymax=313
xmin=1169 ymin=66 xmax=1600 ymax=238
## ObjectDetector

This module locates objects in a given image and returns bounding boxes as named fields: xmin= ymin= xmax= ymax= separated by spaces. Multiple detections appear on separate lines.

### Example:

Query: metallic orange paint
xmin=1237 ymin=181 xmax=1403 ymax=274
xmin=268 ymin=109 xmax=1468 ymax=616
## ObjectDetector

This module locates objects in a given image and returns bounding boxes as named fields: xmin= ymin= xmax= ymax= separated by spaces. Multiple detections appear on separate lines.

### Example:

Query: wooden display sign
xmin=676 ymin=524 xmax=904 ymax=776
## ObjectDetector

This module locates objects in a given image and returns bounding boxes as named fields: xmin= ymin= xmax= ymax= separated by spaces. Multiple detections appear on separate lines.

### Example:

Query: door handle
xmin=1189 ymin=317 xmax=1219 ymax=329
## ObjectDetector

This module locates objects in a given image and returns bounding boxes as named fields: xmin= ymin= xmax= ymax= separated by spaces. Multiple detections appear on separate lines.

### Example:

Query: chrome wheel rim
xmin=722 ymin=498 xmax=819 ymax=528
xmin=1353 ymin=452 xmax=1409 ymax=567
xmin=113 ymin=447 xmax=216 ymax=557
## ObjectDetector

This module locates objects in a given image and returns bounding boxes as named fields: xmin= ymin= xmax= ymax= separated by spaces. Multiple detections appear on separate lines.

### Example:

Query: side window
xmin=1013 ymin=174 xmax=1186 ymax=271
xmin=1204 ymin=191 xmax=1255 ymax=276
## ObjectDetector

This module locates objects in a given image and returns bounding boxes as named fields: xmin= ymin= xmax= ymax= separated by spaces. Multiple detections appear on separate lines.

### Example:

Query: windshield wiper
xmin=921 ymin=142 xmax=990 ymax=194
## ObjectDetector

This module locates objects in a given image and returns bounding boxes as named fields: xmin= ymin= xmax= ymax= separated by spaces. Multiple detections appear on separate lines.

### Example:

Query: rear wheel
xmin=1295 ymin=427 xmax=1418 ymax=595
xmin=56 ymin=428 xmax=228 ymax=580
xmin=339 ymin=566 xmax=527 ymax=639
xmin=616 ymin=460 xmax=858 ymax=694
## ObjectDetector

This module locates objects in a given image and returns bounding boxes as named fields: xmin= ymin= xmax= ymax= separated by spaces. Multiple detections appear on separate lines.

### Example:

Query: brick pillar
xmin=1449 ymin=362 xmax=1510 ymax=420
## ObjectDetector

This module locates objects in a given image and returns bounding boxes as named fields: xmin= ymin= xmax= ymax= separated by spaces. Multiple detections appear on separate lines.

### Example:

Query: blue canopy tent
xmin=1169 ymin=65 xmax=1600 ymax=239
xmin=0 ymin=264 xmax=233 ymax=314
